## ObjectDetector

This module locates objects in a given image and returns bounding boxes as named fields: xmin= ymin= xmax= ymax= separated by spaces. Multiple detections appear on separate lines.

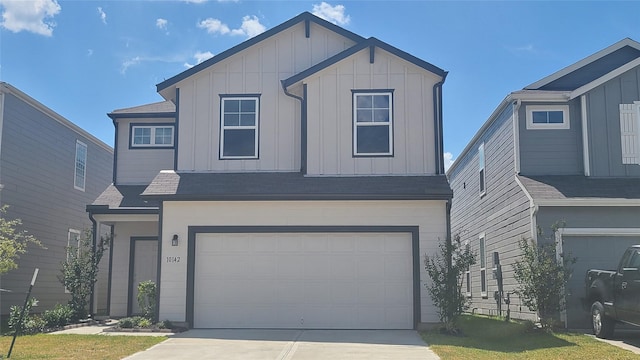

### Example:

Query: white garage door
xmin=194 ymin=232 xmax=414 ymax=329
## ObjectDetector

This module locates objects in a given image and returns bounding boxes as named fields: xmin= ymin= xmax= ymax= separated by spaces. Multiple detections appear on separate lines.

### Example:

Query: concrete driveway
xmin=123 ymin=329 xmax=440 ymax=360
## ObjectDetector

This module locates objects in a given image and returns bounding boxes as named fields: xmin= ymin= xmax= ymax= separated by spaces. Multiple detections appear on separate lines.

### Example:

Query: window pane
xmin=373 ymin=109 xmax=389 ymax=123
xmin=356 ymin=95 xmax=372 ymax=109
xmin=225 ymin=99 xmax=240 ymax=112
xmin=133 ymin=128 xmax=151 ymax=144
xmin=223 ymin=129 xmax=256 ymax=157
xmin=532 ymin=111 xmax=548 ymax=124
xmin=240 ymin=99 xmax=256 ymax=112
xmin=155 ymin=127 xmax=173 ymax=145
xmin=356 ymin=126 xmax=389 ymax=154
xmin=481 ymin=269 xmax=486 ymax=292
xmin=224 ymin=114 xmax=240 ymax=126
xmin=479 ymin=169 xmax=485 ymax=192
xmin=356 ymin=109 xmax=373 ymax=122
xmin=548 ymin=111 xmax=564 ymax=124
xmin=480 ymin=238 xmax=486 ymax=268
xmin=373 ymin=95 xmax=389 ymax=108
xmin=240 ymin=113 xmax=256 ymax=126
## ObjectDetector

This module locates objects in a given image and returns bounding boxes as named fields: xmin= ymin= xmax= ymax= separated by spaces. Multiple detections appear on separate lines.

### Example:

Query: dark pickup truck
xmin=585 ymin=245 xmax=640 ymax=338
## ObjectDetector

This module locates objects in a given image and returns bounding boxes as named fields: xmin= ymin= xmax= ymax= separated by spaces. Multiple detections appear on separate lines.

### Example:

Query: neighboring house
xmin=448 ymin=38 xmax=640 ymax=329
xmin=0 ymin=82 xmax=113 ymax=316
xmin=88 ymin=12 xmax=451 ymax=329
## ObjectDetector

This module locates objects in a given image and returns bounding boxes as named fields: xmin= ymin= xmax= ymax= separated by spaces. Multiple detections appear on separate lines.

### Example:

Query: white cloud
xmin=156 ymin=18 xmax=168 ymax=33
xmin=97 ymin=6 xmax=106 ymax=24
xmin=121 ymin=56 xmax=141 ymax=74
xmin=184 ymin=50 xmax=214 ymax=68
xmin=183 ymin=0 xmax=208 ymax=3
xmin=198 ymin=15 xmax=265 ymax=39
xmin=120 ymin=53 xmax=191 ymax=74
xmin=0 ymin=0 xmax=61 ymax=36
xmin=444 ymin=152 xmax=455 ymax=172
xmin=312 ymin=2 xmax=350 ymax=25
xmin=197 ymin=18 xmax=230 ymax=35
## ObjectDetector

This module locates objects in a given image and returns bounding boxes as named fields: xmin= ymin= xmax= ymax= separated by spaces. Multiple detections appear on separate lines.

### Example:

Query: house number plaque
xmin=166 ymin=256 xmax=180 ymax=263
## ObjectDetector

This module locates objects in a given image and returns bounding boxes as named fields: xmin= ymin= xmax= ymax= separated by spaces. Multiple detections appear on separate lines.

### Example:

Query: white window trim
xmin=353 ymin=91 xmax=394 ymax=156
xmin=131 ymin=125 xmax=174 ymax=148
xmin=465 ymin=239 xmax=471 ymax=297
xmin=479 ymin=232 xmax=487 ymax=298
xmin=65 ymin=229 xmax=81 ymax=293
xmin=220 ymin=96 xmax=259 ymax=159
xmin=526 ymin=105 xmax=570 ymax=130
xmin=479 ymin=142 xmax=486 ymax=197
xmin=74 ymin=140 xmax=87 ymax=191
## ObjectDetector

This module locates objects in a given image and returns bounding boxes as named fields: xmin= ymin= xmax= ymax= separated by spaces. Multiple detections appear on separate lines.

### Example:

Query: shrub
xmin=136 ymin=280 xmax=157 ymax=321
xmin=42 ymin=303 xmax=74 ymax=328
xmin=424 ymin=233 xmax=476 ymax=333
xmin=118 ymin=317 xmax=136 ymax=328
xmin=23 ymin=315 xmax=46 ymax=335
xmin=8 ymin=297 xmax=37 ymax=333
xmin=157 ymin=319 xmax=172 ymax=329
xmin=137 ymin=318 xmax=152 ymax=328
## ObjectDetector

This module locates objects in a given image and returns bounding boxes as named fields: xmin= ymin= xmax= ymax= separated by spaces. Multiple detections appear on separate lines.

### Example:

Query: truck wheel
xmin=591 ymin=301 xmax=615 ymax=339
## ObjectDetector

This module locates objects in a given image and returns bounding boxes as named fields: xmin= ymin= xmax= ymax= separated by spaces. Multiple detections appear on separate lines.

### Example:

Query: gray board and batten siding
xmin=0 ymin=88 xmax=113 ymax=315
xmin=449 ymin=103 xmax=533 ymax=319
xmin=518 ymin=99 xmax=583 ymax=176
xmin=584 ymin=66 xmax=640 ymax=177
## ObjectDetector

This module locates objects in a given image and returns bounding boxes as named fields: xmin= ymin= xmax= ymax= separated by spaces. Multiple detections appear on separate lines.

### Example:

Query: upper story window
xmin=478 ymin=142 xmax=485 ymax=196
xmin=74 ymin=140 xmax=87 ymax=191
xmin=130 ymin=124 xmax=175 ymax=148
xmin=220 ymin=95 xmax=259 ymax=159
xmin=526 ymin=105 xmax=570 ymax=130
xmin=353 ymin=90 xmax=393 ymax=156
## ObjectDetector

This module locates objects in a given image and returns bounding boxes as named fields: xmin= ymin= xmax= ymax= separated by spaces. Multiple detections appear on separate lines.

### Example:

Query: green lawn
xmin=0 ymin=334 xmax=166 ymax=359
xmin=422 ymin=315 xmax=638 ymax=360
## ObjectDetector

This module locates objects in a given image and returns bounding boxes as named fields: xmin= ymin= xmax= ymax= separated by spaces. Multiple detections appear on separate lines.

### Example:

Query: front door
xmin=129 ymin=237 xmax=158 ymax=316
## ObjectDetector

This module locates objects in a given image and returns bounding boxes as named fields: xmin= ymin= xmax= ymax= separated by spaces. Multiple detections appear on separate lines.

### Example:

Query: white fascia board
xmin=558 ymin=227 xmax=640 ymax=236
xmin=91 ymin=213 xmax=159 ymax=223
xmin=525 ymin=38 xmax=640 ymax=90
xmin=569 ymin=57 xmax=640 ymax=100
xmin=536 ymin=198 xmax=640 ymax=207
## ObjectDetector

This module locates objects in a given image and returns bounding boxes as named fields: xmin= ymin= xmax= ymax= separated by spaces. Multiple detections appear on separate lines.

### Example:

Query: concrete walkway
xmin=122 ymin=329 xmax=441 ymax=360
xmin=49 ymin=322 xmax=174 ymax=337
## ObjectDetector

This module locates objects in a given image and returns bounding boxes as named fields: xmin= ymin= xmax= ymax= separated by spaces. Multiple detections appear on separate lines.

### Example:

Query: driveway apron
xmin=123 ymin=329 xmax=440 ymax=360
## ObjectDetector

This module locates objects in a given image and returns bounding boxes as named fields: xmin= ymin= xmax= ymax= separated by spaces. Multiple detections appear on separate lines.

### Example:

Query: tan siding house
xmin=89 ymin=12 xmax=451 ymax=329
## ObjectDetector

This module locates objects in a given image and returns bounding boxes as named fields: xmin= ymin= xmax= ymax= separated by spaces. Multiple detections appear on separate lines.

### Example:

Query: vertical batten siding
xmin=586 ymin=66 xmax=640 ymax=177
xmin=115 ymin=118 xmax=175 ymax=185
xmin=518 ymin=99 xmax=583 ymax=175
xmin=305 ymin=48 xmax=439 ymax=176
xmin=174 ymin=22 xmax=357 ymax=172
xmin=449 ymin=103 xmax=534 ymax=320
xmin=0 ymin=93 xmax=113 ymax=315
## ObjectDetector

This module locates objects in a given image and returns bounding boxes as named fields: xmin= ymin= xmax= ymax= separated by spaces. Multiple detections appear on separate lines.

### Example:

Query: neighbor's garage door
xmin=563 ymin=235 xmax=640 ymax=329
xmin=193 ymin=232 xmax=414 ymax=329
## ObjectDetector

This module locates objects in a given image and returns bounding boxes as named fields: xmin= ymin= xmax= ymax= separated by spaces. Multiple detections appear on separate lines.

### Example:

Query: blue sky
xmin=1 ymin=0 xmax=639 ymax=169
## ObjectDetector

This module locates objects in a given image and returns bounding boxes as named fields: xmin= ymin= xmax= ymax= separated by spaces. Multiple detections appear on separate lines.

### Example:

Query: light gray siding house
xmin=0 ymin=82 xmax=113 ymax=316
xmin=448 ymin=38 xmax=640 ymax=329
xmin=89 ymin=12 xmax=452 ymax=329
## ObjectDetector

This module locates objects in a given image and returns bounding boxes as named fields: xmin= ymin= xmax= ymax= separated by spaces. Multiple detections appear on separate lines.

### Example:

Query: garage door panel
xmin=194 ymin=232 xmax=413 ymax=329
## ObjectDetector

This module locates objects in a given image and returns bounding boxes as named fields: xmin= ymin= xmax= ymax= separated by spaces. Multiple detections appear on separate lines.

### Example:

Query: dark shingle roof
xmin=92 ymin=184 xmax=159 ymax=208
xmin=142 ymin=171 xmax=452 ymax=200
xmin=518 ymin=175 xmax=640 ymax=201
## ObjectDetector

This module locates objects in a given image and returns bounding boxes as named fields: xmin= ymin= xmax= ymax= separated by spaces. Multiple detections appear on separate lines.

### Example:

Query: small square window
xmin=353 ymin=91 xmax=393 ymax=156
xmin=220 ymin=96 xmax=259 ymax=159
xmin=526 ymin=105 xmax=569 ymax=129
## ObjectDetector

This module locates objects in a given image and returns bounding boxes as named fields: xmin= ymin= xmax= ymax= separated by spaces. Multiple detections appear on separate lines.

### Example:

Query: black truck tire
xmin=591 ymin=301 xmax=615 ymax=339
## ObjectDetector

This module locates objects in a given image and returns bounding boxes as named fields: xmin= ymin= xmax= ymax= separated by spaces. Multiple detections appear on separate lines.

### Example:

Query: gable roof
xmin=156 ymin=12 xmax=365 ymax=98
xmin=282 ymin=37 xmax=447 ymax=89
xmin=525 ymin=38 xmax=640 ymax=91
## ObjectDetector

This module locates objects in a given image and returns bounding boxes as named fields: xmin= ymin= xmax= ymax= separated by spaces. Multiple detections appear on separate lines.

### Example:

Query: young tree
xmin=59 ymin=229 xmax=109 ymax=321
xmin=0 ymin=205 xmax=41 ymax=275
xmin=424 ymin=233 xmax=476 ymax=333
xmin=512 ymin=234 xmax=575 ymax=331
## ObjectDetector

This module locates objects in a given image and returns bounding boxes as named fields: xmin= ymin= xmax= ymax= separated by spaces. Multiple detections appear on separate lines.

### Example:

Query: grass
xmin=0 ymin=334 xmax=166 ymax=359
xmin=421 ymin=315 xmax=639 ymax=360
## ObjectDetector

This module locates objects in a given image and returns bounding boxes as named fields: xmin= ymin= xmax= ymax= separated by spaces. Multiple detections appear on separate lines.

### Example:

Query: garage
xmin=190 ymin=231 xmax=415 ymax=329
xmin=562 ymin=234 xmax=640 ymax=329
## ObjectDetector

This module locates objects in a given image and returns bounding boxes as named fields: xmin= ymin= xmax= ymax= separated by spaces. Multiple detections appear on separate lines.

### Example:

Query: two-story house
xmin=448 ymin=38 xmax=640 ymax=329
xmin=88 ymin=12 xmax=451 ymax=329
xmin=0 ymin=82 xmax=113 ymax=316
